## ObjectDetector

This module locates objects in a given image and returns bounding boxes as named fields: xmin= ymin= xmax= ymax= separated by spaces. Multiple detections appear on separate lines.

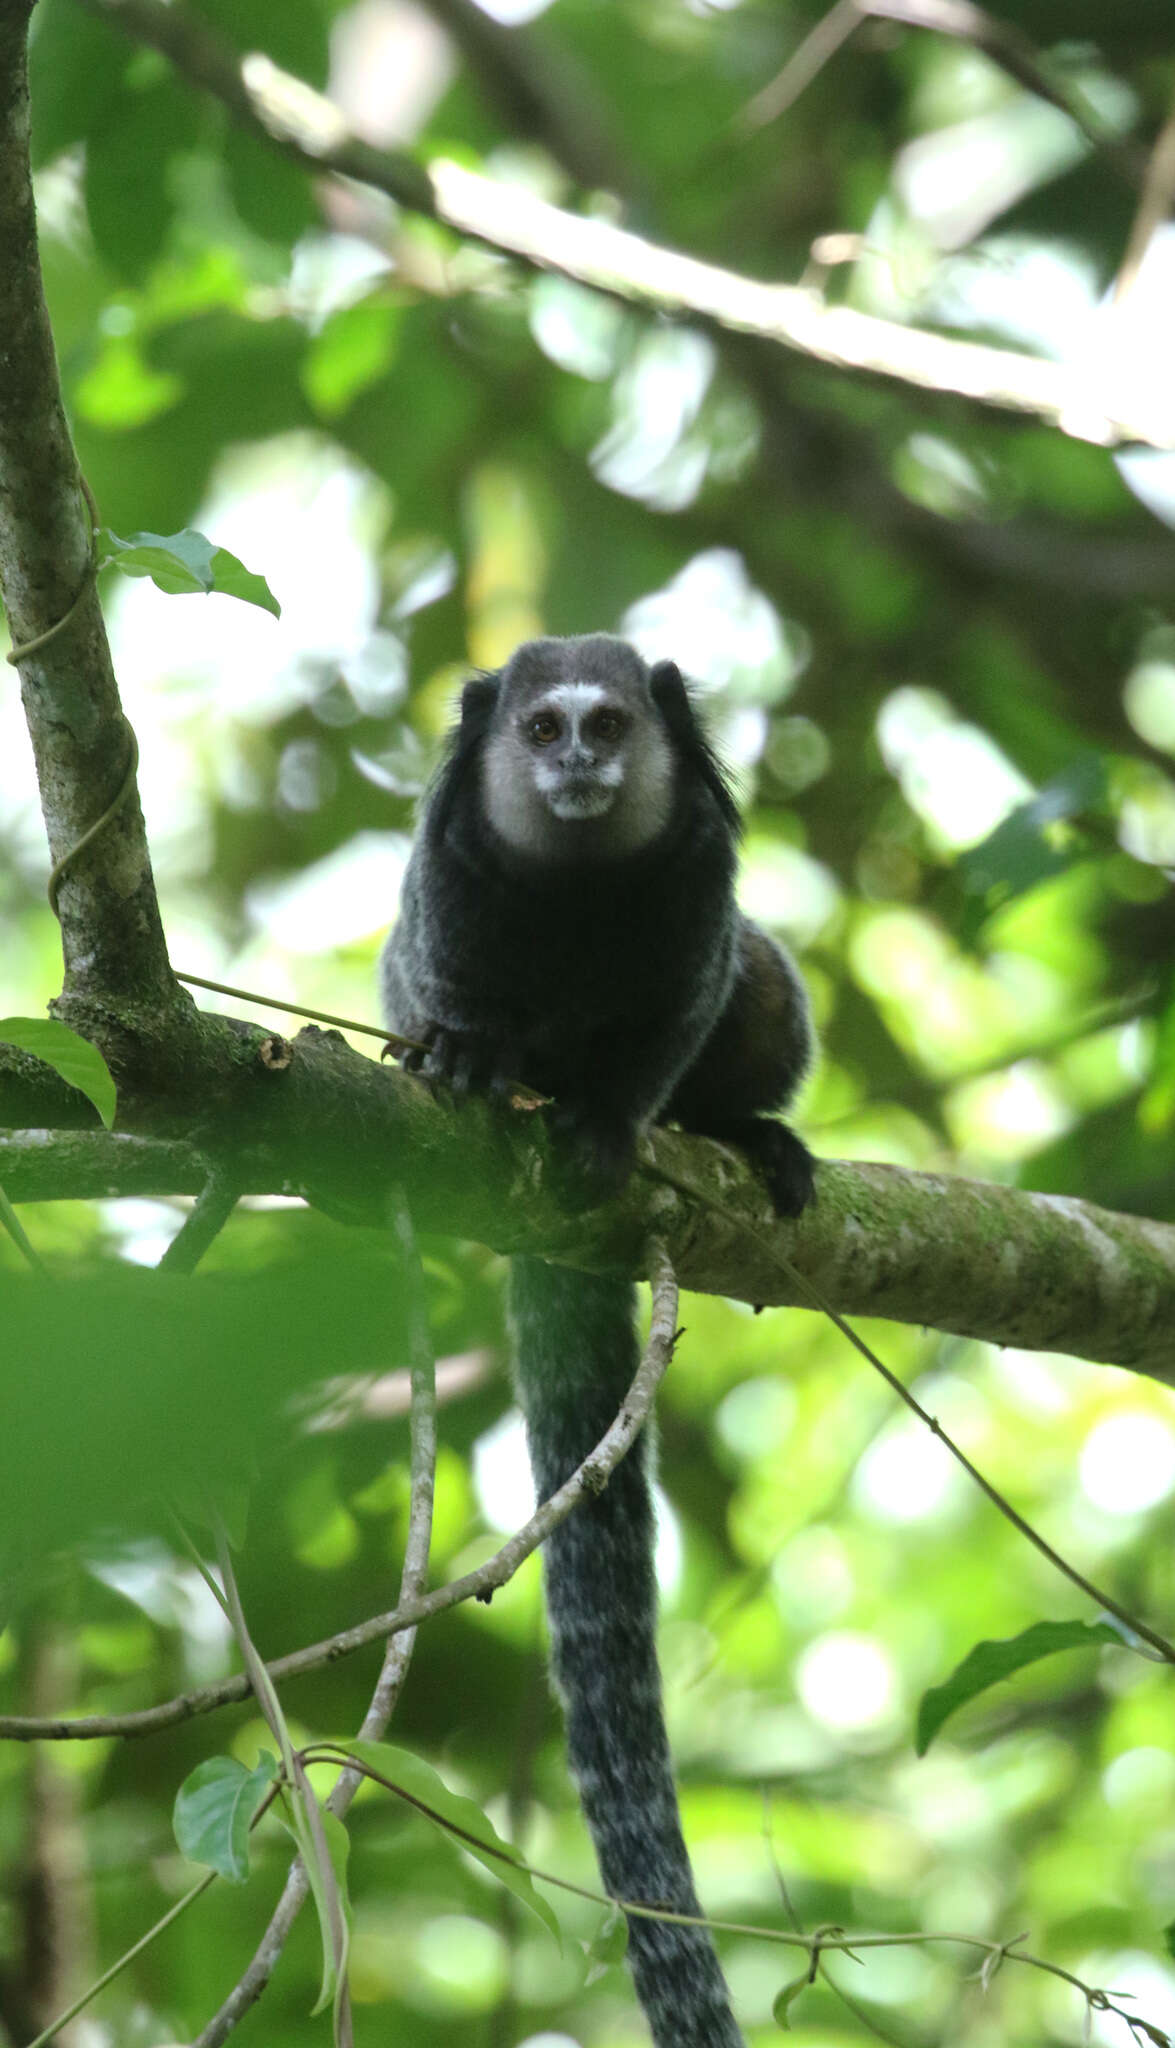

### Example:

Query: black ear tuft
xmin=458 ymin=672 xmax=501 ymax=734
xmin=649 ymin=659 xmax=740 ymax=834
xmin=648 ymin=659 xmax=690 ymax=726
xmin=429 ymin=671 xmax=501 ymax=840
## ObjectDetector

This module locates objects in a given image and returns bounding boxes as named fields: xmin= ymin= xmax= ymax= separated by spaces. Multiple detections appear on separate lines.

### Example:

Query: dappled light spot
xmin=796 ymin=1631 xmax=898 ymax=1735
xmin=1079 ymin=1413 xmax=1175 ymax=1515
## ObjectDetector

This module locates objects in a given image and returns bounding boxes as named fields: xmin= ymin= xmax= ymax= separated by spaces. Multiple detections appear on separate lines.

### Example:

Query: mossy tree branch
xmin=2 ymin=1073 xmax=1174 ymax=1383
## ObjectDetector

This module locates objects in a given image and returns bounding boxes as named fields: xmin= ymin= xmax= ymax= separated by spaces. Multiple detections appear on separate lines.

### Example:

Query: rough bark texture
xmin=0 ymin=5 xmax=177 ymax=1015
xmin=2 ymin=1027 xmax=1174 ymax=1381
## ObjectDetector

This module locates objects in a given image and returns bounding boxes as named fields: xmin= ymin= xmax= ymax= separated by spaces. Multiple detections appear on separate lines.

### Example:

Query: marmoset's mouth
xmin=547 ymin=783 xmax=614 ymax=819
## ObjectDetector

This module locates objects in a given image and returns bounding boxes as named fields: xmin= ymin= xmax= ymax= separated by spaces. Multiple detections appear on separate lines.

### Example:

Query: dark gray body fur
xmin=382 ymin=635 xmax=813 ymax=2046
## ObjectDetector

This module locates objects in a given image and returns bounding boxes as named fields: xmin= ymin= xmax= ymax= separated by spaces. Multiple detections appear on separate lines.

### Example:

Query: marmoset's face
xmin=517 ymin=680 xmax=632 ymax=820
xmin=481 ymin=636 xmax=674 ymax=860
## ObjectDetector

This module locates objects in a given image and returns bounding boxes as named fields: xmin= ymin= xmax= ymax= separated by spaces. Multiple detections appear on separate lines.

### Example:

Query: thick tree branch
xmin=81 ymin=0 xmax=1175 ymax=451
xmin=2 ymin=1037 xmax=1174 ymax=1381
xmin=0 ymin=6 xmax=178 ymax=1015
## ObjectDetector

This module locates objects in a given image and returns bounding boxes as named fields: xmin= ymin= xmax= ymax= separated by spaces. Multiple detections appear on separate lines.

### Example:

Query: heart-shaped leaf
xmin=173 ymin=1752 xmax=279 ymax=1882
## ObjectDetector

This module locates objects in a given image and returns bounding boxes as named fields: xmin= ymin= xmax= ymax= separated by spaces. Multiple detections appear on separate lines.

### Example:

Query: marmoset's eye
xmin=591 ymin=709 xmax=625 ymax=741
xmin=528 ymin=712 xmax=560 ymax=745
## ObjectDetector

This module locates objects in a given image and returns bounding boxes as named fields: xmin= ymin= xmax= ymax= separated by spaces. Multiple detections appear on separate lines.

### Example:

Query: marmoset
xmin=382 ymin=633 xmax=814 ymax=2046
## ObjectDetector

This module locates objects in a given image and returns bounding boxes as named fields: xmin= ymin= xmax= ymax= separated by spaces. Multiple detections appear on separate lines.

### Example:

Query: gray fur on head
xmin=481 ymin=635 xmax=674 ymax=861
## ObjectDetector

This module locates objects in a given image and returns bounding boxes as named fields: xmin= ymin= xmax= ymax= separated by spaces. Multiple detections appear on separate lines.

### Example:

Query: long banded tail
xmin=510 ymin=1257 xmax=744 ymax=2048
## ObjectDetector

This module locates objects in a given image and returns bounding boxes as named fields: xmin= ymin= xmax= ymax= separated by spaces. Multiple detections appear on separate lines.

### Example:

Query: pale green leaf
xmin=772 ymin=1971 xmax=811 ymax=2029
xmin=275 ymin=1802 xmax=352 ymax=2017
xmin=173 ymin=1753 xmax=279 ymax=1883
xmin=330 ymin=1737 xmax=560 ymax=1943
xmin=96 ymin=527 xmax=280 ymax=616
xmin=916 ymin=1620 xmax=1125 ymax=1754
xmin=584 ymin=1906 xmax=628 ymax=1985
xmin=0 ymin=1016 xmax=116 ymax=1128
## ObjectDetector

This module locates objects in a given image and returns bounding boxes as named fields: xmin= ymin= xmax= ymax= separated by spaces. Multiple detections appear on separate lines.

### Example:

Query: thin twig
xmin=742 ymin=0 xmax=1129 ymax=178
xmin=190 ymin=1200 xmax=436 ymax=2046
xmin=864 ymin=0 xmax=1124 ymax=163
xmin=760 ymin=1790 xmax=904 ymax=2044
xmin=190 ymin=1241 xmax=676 ymax=2045
xmin=207 ymin=1519 xmax=348 ymax=2041
xmin=351 ymin=1193 xmax=439 ymax=1736
xmin=293 ymin=1742 xmax=1161 ymax=2038
xmin=653 ymin=1162 xmax=1175 ymax=1667
xmin=0 ymin=1247 xmax=677 ymax=1746
xmin=171 ymin=970 xmax=544 ymax=1101
xmin=173 ymin=969 xmax=415 ymax=1050
xmin=775 ymin=1246 xmax=1175 ymax=1664
xmin=1112 ymin=88 xmax=1175 ymax=308
xmin=0 ymin=1179 xmax=45 ymax=1270
xmin=156 ymin=1166 xmax=240 ymax=1275
xmin=166 ymin=1511 xmax=231 ymax=1618
xmin=739 ymin=0 xmax=860 ymax=131
xmin=23 ymin=1874 xmax=218 ymax=2048
xmin=45 ymin=719 xmax=139 ymax=920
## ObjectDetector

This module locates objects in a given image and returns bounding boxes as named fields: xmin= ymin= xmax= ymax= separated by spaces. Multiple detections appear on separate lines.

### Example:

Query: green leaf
xmin=0 ymin=1016 xmax=116 ymax=1128
xmin=916 ymin=1620 xmax=1125 ymax=1754
xmin=74 ymin=337 xmax=184 ymax=431
xmin=274 ymin=1800 xmax=352 ymax=2018
xmin=329 ymin=1738 xmax=560 ymax=1944
xmin=955 ymin=754 xmax=1108 ymax=911
xmin=96 ymin=528 xmax=280 ymax=617
xmin=303 ymin=298 xmax=402 ymax=418
xmin=224 ymin=121 xmax=315 ymax=248
xmin=1163 ymin=1920 xmax=1175 ymax=1964
xmin=0 ymin=1183 xmax=41 ymax=1269
xmin=584 ymin=1906 xmax=628 ymax=1984
xmin=0 ymin=1245 xmax=416 ymax=1574
xmin=173 ymin=1753 xmax=279 ymax=1882
xmin=1141 ymin=973 xmax=1175 ymax=1133
xmin=171 ymin=1475 xmax=251 ymax=1552
xmin=84 ymin=77 xmax=197 ymax=281
xmin=772 ymin=1970 xmax=811 ymax=2028
xmin=28 ymin=0 xmax=131 ymax=168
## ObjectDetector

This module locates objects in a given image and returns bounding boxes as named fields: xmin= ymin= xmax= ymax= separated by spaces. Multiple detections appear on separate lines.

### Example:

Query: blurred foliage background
xmin=3 ymin=0 xmax=1175 ymax=2042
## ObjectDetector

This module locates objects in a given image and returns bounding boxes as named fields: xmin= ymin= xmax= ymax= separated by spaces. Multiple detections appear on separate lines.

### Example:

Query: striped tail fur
xmin=510 ymin=1257 xmax=744 ymax=2048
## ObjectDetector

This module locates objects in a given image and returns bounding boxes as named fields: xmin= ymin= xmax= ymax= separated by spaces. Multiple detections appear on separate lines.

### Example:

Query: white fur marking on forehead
xmin=542 ymin=682 xmax=607 ymax=717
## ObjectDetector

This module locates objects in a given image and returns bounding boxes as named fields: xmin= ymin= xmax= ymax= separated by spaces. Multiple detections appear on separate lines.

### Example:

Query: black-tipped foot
xmin=729 ymin=1118 xmax=815 ymax=1219
xmin=545 ymin=1105 xmax=636 ymax=1211
xmin=400 ymin=1025 xmax=517 ymax=1103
